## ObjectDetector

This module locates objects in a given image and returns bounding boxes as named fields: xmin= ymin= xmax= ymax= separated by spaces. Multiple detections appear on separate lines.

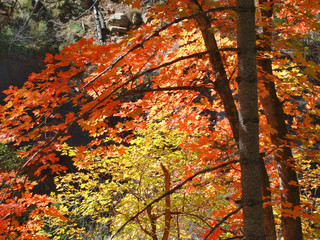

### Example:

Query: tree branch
xmin=73 ymin=0 xmax=100 ymax=20
xmin=12 ymin=5 xmax=238 ymax=161
xmin=190 ymin=0 xmax=240 ymax=142
xmin=136 ymin=215 xmax=154 ymax=238
xmin=79 ymin=6 xmax=237 ymax=91
xmin=160 ymin=163 xmax=171 ymax=240
xmin=0 ymin=0 xmax=17 ymax=31
xmin=117 ymin=86 xmax=209 ymax=100
xmin=204 ymin=206 xmax=242 ymax=240
xmin=170 ymin=211 xmax=213 ymax=229
xmin=108 ymin=160 xmax=239 ymax=240
xmin=18 ymin=47 xmax=236 ymax=172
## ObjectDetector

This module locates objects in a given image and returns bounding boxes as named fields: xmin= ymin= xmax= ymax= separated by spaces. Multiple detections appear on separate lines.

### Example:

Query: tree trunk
xmin=258 ymin=61 xmax=303 ymax=239
xmin=160 ymin=163 xmax=171 ymax=240
xmin=259 ymin=155 xmax=277 ymax=240
xmin=257 ymin=0 xmax=303 ymax=239
xmin=189 ymin=0 xmax=239 ymax=143
xmin=192 ymin=0 xmax=268 ymax=237
xmin=93 ymin=5 xmax=106 ymax=44
xmin=236 ymin=0 xmax=265 ymax=239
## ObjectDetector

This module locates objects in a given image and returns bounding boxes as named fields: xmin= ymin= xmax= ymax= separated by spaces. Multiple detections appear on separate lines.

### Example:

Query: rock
xmin=142 ymin=13 xmax=153 ymax=23
xmin=0 ymin=54 xmax=44 ymax=103
xmin=109 ymin=26 xmax=128 ymax=33
xmin=110 ymin=36 xmax=122 ymax=43
xmin=107 ymin=13 xmax=131 ymax=28
xmin=79 ymin=0 xmax=93 ymax=9
xmin=131 ymin=12 xmax=143 ymax=26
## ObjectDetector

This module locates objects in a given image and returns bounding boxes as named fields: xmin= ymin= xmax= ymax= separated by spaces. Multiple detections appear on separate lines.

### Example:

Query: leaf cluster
xmin=49 ymin=123 xmax=239 ymax=239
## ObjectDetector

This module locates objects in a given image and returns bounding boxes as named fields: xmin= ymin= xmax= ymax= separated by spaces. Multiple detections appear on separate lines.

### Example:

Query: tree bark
xmin=258 ymin=61 xmax=303 ymax=240
xmin=147 ymin=206 xmax=158 ymax=240
xmin=160 ymin=163 xmax=171 ymax=240
xmin=189 ymin=1 xmax=271 ymax=238
xmin=257 ymin=1 xmax=303 ymax=239
xmin=93 ymin=5 xmax=106 ymax=44
xmin=189 ymin=0 xmax=239 ymax=142
xmin=259 ymin=155 xmax=277 ymax=240
xmin=193 ymin=0 xmax=268 ymax=240
xmin=236 ymin=0 xmax=265 ymax=238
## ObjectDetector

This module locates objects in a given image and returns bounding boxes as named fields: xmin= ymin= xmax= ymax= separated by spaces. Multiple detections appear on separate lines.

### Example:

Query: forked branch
xmin=108 ymin=159 xmax=239 ymax=239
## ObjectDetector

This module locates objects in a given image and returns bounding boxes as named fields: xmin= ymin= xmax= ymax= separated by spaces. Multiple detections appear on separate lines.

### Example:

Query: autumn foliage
xmin=0 ymin=0 xmax=320 ymax=239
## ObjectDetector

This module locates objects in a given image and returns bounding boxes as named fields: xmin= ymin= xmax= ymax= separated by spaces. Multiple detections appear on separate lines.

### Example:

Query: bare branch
xmin=223 ymin=237 xmax=243 ymax=240
xmin=11 ymin=0 xmax=41 ymax=43
xmin=170 ymin=211 xmax=213 ymax=229
xmin=0 ymin=0 xmax=17 ymax=32
xmin=73 ymin=0 xmax=100 ymax=20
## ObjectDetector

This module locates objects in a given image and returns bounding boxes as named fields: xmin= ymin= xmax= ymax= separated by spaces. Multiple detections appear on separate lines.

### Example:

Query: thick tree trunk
xmin=258 ymin=62 xmax=303 ymax=239
xmin=257 ymin=1 xmax=303 ymax=239
xmin=189 ymin=1 xmax=271 ymax=238
xmin=236 ymin=0 xmax=265 ymax=239
xmin=189 ymin=1 xmax=268 ymax=239
xmin=259 ymin=155 xmax=277 ymax=240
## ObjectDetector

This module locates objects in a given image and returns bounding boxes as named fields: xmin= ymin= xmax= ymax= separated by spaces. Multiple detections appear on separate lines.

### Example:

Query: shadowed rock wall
xmin=0 ymin=54 xmax=44 ymax=102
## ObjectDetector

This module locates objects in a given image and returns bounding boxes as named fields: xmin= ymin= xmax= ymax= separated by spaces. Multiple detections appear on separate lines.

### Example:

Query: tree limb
xmin=204 ymin=206 xmax=242 ymax=240
xmin=108 ymin=159 xmax=239 ymax=240
xmin=0 ymin=0 xmax=17 ymax=32
xmin=18 ymin=47 xmax=237 ymax=172
xmin=160 ymin=163 xmax=171 ymax=240
xmin=79 ymin=6 xmax=237 ymax=91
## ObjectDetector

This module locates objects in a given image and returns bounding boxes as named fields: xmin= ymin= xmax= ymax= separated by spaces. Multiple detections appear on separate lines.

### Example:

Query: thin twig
xmin=10 ymin=0 xmax=40 ymax=46
xmin=170 ymin=211 xmax=213 ymax=229
xmin=19 ymin=5 xmax=237 ymax=138
xmin=223 ymin=236 xmax=243 ymax=240
xmin=73 ymin=0 xmax=100 ymax=21
xmin=160 ymin=163 xmax=171 ymax=240
xmin=1 ymin=6 xmax=239 ymax=204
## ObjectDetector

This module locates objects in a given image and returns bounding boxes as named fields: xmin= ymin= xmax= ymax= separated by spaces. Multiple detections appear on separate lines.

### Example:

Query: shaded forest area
xmin=0 ymin=0 xmax=151 ymax=99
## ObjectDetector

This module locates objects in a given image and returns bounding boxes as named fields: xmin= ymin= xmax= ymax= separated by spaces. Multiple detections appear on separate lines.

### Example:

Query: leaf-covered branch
xmin=109 ymin=159 xmax=239 ymax=240
xmin=18 ymin=47 xmax=237 ymax=172
xmin=79 ymin=6 xmax=237 ymax=91
xmin=203 ymin=206 xmax=242 ymax=240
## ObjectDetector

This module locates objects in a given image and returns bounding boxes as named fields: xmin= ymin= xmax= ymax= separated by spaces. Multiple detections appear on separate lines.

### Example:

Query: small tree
xmin=49 ymin=122 xmax=241 ymax=239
